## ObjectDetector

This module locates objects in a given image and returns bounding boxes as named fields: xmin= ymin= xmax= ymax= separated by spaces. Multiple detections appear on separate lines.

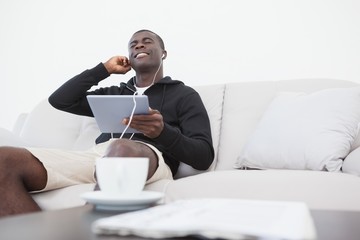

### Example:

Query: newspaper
xmin=92 ymin=198 xmax=316 ymax=240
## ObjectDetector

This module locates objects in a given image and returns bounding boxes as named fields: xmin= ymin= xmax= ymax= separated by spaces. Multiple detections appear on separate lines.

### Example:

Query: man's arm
xmin=48 ymin=56 xmax=131 ymax=116
xmin=157 ymin=91 xmax=214 ymax=171
xmin=125 ymin=87 xmax=214 ymax=171
xmin=48 ymin=63 xmax=110 ymax=116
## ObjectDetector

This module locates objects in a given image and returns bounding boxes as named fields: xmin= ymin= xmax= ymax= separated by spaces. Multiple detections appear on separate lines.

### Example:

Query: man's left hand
xmin=122 ymin=108 xmax=164 ymax=138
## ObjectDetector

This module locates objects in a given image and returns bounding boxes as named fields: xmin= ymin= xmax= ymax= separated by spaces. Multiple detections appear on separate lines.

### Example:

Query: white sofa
xmin=2 ymin=78 xmax=360 ymax=212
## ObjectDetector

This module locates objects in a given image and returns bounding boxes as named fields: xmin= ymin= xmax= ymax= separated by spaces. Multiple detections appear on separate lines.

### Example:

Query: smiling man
xmin=0 ymin=29 xmax=214 ymax=217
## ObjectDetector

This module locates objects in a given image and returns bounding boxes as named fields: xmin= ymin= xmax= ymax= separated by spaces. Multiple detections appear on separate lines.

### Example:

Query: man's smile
xmin=135 ymin=52 xmax=149 ymax=59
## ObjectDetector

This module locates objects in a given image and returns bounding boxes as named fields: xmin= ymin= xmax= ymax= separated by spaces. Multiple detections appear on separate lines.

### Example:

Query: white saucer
xmin=81 ymin=191 xmax=164 ymax=211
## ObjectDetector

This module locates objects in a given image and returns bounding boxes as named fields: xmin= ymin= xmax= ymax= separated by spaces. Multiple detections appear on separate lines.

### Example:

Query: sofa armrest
xmin=0 ymin=127 xmax=27 ymax=147
xmin=12 ymin=113 xmax=28 ymax=136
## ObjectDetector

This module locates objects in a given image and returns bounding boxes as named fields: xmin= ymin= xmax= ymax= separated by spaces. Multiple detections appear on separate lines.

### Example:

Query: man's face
xmin=128 ymin=31 xmax=163 ymax=71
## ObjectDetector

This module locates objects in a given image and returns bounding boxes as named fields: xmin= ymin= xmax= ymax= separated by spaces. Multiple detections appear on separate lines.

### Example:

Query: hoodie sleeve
xmin=48 ymin=63 xmax=110 ymax=116
xmin=154 ymin=90 xmax=214 ymax=171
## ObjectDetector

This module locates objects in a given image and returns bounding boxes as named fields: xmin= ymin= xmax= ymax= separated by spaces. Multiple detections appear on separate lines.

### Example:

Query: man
xmin=0 ymin=29 xmax=214 ymax=217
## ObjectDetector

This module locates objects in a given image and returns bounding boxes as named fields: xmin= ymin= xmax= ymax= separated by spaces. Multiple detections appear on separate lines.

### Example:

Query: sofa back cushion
xmin=19 ymin=99 xmax=100 ymax=150
xmin=216 ymin=79 xmax=360 ymax=170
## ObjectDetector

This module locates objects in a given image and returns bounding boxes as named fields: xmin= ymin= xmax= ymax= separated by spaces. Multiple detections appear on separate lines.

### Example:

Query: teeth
xmin=136 ymin=53 xmax=148 ymax=58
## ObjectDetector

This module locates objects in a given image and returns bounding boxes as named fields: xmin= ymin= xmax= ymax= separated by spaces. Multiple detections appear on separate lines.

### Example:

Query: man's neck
xmin=135 ymin=71 xmax=163 ymax=87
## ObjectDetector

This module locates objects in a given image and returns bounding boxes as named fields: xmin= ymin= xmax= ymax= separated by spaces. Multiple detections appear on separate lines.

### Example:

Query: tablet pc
xmin=87 ymin=95 xmax=149 ymax=134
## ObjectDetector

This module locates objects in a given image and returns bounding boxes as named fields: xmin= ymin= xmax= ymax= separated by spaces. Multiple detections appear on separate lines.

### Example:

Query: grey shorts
xmin=26 ymin=139 xmax=173 ymax=192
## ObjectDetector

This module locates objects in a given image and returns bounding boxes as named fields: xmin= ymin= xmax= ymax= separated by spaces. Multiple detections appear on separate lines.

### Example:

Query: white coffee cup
xmin=95 ymin=157 xmax=149 ymax=196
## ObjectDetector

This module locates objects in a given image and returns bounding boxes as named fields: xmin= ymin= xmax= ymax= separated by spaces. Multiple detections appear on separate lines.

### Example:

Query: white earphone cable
xmin=119 ymin=91 xmax=138 ymax=139
xmin=117 ymin=57 xmax=163 ymax=139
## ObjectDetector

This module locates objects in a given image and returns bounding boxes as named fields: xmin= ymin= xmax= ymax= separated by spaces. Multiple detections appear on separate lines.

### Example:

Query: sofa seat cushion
xmin=32 ymin=179 xmax=173 ymax=210
xmin=32 ymin=183 xmax=95 ymax=210
xmin=163 ymin=169 xmax=360 ymax=211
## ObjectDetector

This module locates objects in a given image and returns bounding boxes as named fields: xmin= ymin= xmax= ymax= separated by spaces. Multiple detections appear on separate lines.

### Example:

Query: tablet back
xmin=87 ymin=95 xmax=149 ymax=134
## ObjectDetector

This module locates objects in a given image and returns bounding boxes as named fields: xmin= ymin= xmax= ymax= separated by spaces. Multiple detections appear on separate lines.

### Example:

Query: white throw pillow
xmin=235 ymin=87 xmax=360 ymax=172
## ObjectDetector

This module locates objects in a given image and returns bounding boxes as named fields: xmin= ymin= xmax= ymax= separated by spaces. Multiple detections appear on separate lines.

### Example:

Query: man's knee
xmin=0 ymin=147 xmax=28 ymax=184
xmin=104 ymin=139 xmax=139 ymax=157
xmin=102 ymin=140 xmax=159 ymax=180
xmin=0 ymin=146 xmax=47 ymax=191
xmin=0 ymin=146 xmax=25 ymax=171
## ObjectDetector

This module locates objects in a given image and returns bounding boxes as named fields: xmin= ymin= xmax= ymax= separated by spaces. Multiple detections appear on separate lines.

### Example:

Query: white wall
xmin=1 ymin=0 xmax=360 ymax=131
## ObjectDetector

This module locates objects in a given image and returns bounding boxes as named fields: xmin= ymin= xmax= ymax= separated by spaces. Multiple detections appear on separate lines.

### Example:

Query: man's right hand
xmin=103 ymin=56 xmax=132 ymax=75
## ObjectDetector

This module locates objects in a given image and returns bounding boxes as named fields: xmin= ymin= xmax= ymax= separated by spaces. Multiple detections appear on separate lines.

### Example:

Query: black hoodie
xmin=48 ymin=63 xmax=214 ymax=176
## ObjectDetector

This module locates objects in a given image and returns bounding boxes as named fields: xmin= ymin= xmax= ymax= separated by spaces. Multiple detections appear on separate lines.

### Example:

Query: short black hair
xmin=133 ymin=29 xmax=165 ymax=50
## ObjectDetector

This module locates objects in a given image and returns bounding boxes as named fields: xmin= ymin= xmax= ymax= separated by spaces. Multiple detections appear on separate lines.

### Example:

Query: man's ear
xmin=162 ymin=50 xmax=167 ymax=60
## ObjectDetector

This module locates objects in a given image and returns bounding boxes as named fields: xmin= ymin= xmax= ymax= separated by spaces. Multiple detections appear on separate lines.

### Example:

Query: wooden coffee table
xmin=0 ymin=204 xmax=359 ymax=240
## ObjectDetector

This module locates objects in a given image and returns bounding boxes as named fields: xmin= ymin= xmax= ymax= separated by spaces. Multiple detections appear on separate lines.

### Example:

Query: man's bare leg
xmin=0 ymin=146 xmax=47 ymax=217
xmin=94 ymin=139 xmax=159 ymax=191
